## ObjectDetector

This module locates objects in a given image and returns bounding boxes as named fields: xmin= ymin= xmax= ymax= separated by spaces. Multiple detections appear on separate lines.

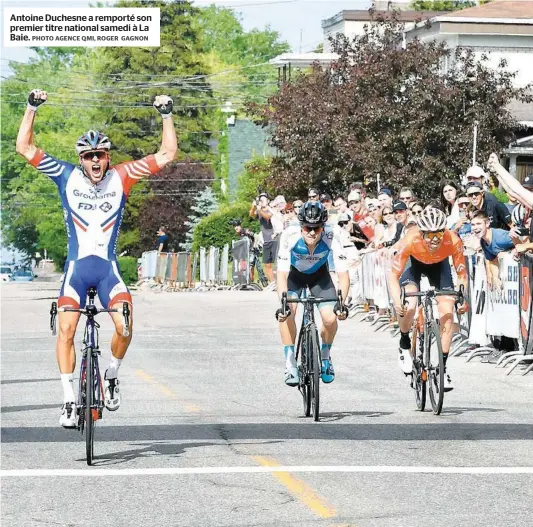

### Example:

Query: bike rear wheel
xmin=427 ymin=321 xmax=445 ymax=415
xmin=412 ymin=326 xmax=426 ymax=411
xmin=308 ymin=324 xmax=321 ymax=422
xmin=85 ymin=350 xmax=95 ymax=465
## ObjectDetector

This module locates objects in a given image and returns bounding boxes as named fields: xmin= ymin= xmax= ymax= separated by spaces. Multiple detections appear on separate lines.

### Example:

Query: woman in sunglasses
xmin=387 ymin=207 xmax=468 ymax=391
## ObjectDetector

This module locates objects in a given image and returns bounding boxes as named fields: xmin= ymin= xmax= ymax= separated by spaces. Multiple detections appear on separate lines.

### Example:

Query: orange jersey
xmin=391 ymin=228 xmax=467 ymax=281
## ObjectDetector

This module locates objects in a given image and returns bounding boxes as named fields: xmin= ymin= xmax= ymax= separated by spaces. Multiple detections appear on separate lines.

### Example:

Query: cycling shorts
xmin=399 ymin=257 xmax=453 ymax=291
xmin=287 ymin=264 xmax=336 ymax=308
xmin=59 ymin=256 xmax=132 ymax=309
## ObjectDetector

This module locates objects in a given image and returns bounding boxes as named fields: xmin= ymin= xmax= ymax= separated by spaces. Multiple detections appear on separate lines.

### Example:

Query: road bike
xmin=402 ymin=285 xmax=464 ymax=415
xmin=280 ymin=289 xmax=344 ymax=422
xmin=250 ymin=247 xmax=269 ymax=287
xmin=50 ymin=287 xmax=130 ymax=465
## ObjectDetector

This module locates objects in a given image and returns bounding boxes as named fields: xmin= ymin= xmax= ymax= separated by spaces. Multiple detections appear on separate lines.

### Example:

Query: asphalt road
xmin=1 ymin=281 xmax=532 ymax=527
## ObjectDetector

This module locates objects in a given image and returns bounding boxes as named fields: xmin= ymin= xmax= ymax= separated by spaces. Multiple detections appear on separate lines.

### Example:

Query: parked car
xmin=1 ymin=266 xmax=13 ymax=282
xmin=11 ymin=268 xmax=34 ymax=282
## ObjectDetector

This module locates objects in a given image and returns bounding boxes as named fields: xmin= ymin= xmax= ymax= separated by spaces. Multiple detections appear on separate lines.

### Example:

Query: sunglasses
xmin=458 ymin=202 xmax=469 ymax=208
xmin=383 ymin=212 xmax=393 ymax=216
xmin=400 ymin=196 xmax=412 ymax=201
xmin=281 ymin=210 xmax=293 ymax=215
xmin=468 ymin=192 xmax=482 ymax=198
xmin=412 ymin=209 xmax=423 ymax=215
xmin=338 ymin=221 xmax=349 ymax=227
xmin=302 ymin=225 xmax=323 ymax=233
xmin=308 ymin=194 xmax=318 ymax=199
xmin=81 ymin=151 xmax=107 ymax=161
xmin=423 ymin=230 xmax=445 ymax=241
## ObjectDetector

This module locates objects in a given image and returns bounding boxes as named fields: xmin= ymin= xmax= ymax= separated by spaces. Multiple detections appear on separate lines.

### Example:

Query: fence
xmin=350 ymin=247 xmax=533 ymax=376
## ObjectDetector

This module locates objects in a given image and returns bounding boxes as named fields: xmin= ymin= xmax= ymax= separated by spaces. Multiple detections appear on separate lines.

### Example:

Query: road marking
xmin=252 ymin=456 xmax=337 ymax=519
xmin=2 ymin=466 xmax=533 ymax=478
xmin=135 ymin=370 xmax=200 ymax=413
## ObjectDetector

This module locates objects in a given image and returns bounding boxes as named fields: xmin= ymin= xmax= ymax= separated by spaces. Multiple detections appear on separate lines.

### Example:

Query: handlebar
xmin=281 ymin=289 xmax=344 ymax=306
xmin=401 ymin=285 xmax=465 ymax=306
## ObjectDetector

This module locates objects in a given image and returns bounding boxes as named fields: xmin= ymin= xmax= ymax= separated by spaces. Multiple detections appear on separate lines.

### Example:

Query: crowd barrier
xmin=350 ymin=247 xmax=532 ymax=376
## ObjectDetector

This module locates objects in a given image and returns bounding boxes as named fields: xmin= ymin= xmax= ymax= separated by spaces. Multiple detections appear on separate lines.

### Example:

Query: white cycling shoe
xmin=104 ymin=370 xmax=121 ymax=411
xmin=443 ymin=370 xmax=454 ymax=392
xmin=59 ymin=402 xmax=78 ymax=429
xmin=398 ymin=348 xmax=413 ymax=375
xmin=284 ymin=366 xmax=299 ymax=387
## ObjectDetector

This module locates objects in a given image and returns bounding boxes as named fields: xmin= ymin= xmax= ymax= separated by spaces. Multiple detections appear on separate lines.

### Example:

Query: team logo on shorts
xmin=99 ymin=202 xmax=113 ymax=213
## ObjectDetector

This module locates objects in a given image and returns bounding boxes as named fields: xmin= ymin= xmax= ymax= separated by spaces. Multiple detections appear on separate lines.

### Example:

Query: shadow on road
xmin=1 ymin=378 xmax=57 ymax=385
xmin=1 ymin=404 xmax=59 ymax=413
xmin=3 ymin=422 xmax=532 ymax=443
xmin=441 ymin=407 xmax=505 ymax=416
xmin=318 ymin=411 xmax=393 ymax=422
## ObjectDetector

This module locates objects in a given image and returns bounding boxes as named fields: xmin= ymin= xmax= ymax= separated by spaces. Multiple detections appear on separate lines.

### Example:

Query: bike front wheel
xmin=308 ymin=324 xmax=321 ymax=422
xmin=85 ymin=350 xmax=95 ymax=465
xmin=427 ymin=322 xmax=445 ymax=415
xmin=412 ymin=327 xmax=426 ymax=411
xmin=297 ymin=328 xmax=311 ymax=417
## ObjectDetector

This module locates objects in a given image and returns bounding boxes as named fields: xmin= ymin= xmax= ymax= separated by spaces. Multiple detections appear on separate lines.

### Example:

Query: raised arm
xmin=16 ymin=89 xmax=48 ymax=161
xmin=487 ymin=153 xmax=533 ymax=209
xmin=152 ymin=95 xmax=178 ymax=169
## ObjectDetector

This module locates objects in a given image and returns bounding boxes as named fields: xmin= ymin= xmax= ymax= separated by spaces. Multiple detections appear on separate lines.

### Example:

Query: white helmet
xmin=417 ymin=207 xmax=447 ymax=232
xmin=76 ymin=130 xmax=111 ymax=155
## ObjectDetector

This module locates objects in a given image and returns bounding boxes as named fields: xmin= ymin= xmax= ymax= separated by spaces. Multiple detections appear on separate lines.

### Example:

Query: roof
xmin=322 ymin=9 xmax=445 ymax=28
xmin=508 ymin=97 xmax=533 ymax=124
xmin=446 ymin=0 xmax=533 ymax=19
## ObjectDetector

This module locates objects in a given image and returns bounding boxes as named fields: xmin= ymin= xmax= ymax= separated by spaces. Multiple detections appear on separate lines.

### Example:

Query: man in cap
xmin=393 ymin=201 xmax=409 ymax=228
xmin=321 ymin=192 xmax=338 ymax=224
xmin=348 ymin=191 xmax=375 ymax=249
xmin=466 ymin=181 xmax=511 ymax=230
xmin=250 ymin=192 xmax=277 ymax=282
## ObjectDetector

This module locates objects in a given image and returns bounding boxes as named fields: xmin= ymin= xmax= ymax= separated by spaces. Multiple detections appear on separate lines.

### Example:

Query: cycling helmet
xmin=511 ymin=203 xmax=530 ymax=227
xmin=298 ymin=201 xmax=328 ymax=227
xmin=76 ymin=130 xmax=111 ymax=155
xmin=417 ymin=207 xmax=447 ymax=232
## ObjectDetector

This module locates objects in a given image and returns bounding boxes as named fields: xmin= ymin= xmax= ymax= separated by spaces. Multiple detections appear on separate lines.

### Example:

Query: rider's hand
xmin=334 ymin=302 xmax=349 ymax=321
xmin=153 ymin=95 xmax=173 ymax=118
xmin=28 ymin=89 xmax=47 ymax=111
xmin=395 ymin=303 xmax=407 ymax=317
xmin=456 ymin=301 xmax=469 ymax=315
xmin=275 ymin=307 xmax=291 ymax=322
xmin=487 ymin=153 xmax=500 ymax=172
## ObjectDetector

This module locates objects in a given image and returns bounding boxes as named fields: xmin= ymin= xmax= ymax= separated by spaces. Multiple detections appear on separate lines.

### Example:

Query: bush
xmin=192 ymin=202 xmax=258 ymax=252
xmin=118 ymin=256 xmax=139 ymax=285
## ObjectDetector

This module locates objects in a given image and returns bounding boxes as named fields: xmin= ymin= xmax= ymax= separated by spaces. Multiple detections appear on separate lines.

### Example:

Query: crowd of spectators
xmin=238 ymin=158 xmax=533 ymax=289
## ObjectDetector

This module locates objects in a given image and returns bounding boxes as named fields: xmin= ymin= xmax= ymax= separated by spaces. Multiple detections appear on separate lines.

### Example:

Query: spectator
xmin=308 ymin=188 xmax=319 ymax=202
xmin=348 ymin=190 xmax=375 ymax=249
xmin=464 ymin=165 xmax=487 ymax=189
xmin=398 ymin=187 xmax=415 ymax=207
xmin=410 ymin=202 xmax=424 ymax=218
xmin=451 ymin=194 xmax=472 ymax=239
xmin=231 ymin=219 xmax=256 ymax=283
xmin=506 ymin=194 xmax=518 ymax=214
xmin=466 ymin=181 xmax=511 ymax=230
xmin=156 ymin=226 xmax=169 ymax=252
xmin=471 ymin=209 xmax=515 ymax=290
xmin=440 ymin=180 xmax=460 ymax=227
xmin=249 ymin=192 xmax=276 ymax=282
xmin=349 ymin=181 xmax=367 ymax=201
xmin=337 ymin=212 xmax=354 ymax=248
xmin=367 ymin=198 xmax=382 ymax=224
xmin=334 ymin=195 xmax=349 ymax=215
xmin=321 ymin=192 xmax=338 ymax=224
xmin=293 ymin=199 xmax=304 ymax=217
xmin=378 ymin=189 xmax=393 ymax=209
xmin=393 ymin=201 xmax=408 ymax=228
xmin=282 ymin=202 xmax=298 ymax=228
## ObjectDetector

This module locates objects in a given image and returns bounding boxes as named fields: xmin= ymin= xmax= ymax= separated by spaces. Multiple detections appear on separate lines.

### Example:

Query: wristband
xmin=161 ymin=112 xmax=172 ymax=120
xmin=27 ymin=103 xmax=38 ymax=112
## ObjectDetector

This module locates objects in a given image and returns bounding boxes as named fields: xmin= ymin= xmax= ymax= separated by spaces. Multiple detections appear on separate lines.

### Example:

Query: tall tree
xmin=251 ymin=13 xmax=531 ymax=199
xmin=181 ymin=186 xmax=218 ymax=251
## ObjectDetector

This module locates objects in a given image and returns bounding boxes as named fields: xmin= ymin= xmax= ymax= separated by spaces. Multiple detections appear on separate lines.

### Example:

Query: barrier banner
xmin=519 ymin=254 xmax=533 ymax=353
xmin=468 ymin=255 xmax=491 ymax=345
xmin=166 ymin=253 xmax=177 ymax=282
xmin=177 ymin=252 xmax=188 ymax=284
xmin=374 ymin=249 xmax=390 ymax=309
xmin=232 ymin=238 xmax=249 ymax=285
xmin=486 ymin=253 xmax=519 ymax=339
xmin=208 ymin=247 xmax=217 ymax=283
xmin=200 ymin=247 xmax=207 ymax=283
xmin=220 ymin=244 xmax=229 ymax=284
xmin=142 ymin=250 xmax=158 ymax=279
xmin=156 ymin=252 xmax=169 ymax=280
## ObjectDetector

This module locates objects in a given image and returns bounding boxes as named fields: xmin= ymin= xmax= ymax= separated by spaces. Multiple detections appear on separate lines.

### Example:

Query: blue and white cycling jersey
xmin=277 ymin=225 xmax=348 ymax=274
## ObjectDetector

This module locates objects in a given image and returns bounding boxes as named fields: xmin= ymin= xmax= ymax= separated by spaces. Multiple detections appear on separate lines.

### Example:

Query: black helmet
xmin=229 ymin=218 xmax=242 ymax=227
xmin=297 ymin=201 xmax=328 ymax=227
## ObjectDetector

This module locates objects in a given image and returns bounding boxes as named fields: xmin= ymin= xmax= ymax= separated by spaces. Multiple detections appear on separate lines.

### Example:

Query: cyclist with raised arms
xmin=16 ymin=89 xmax=177 ymax=427
xmin=387 ymin=208 xmax=468 ymax=391
xmin=276 ymin=201 xmax=350 ymax=386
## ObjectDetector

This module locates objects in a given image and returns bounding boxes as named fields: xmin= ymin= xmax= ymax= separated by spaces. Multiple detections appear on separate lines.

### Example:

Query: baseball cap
xmin=258 ymin=192 xmax=269 ymax=199
xmin=337 ymin=212 xmax=351 ymax=223
xmin=466 ymin=182 xmax=483 ymax=195
xmin=380 ymin=188 xmax=392 ymax=197
xmin=366 ymin=198 xmax=379 ymax=209
xmin=466 ymin=166 xmax=486 ymax=180
xmin=347 ymin=191 xmax=361 ymax=203
xmin=522 ymin=174 xmax=533 ymax=188
xmin=320 ymin=192 xmax=332 ymax=202
xmin=393 ymin=201 xmax=408 ymax=211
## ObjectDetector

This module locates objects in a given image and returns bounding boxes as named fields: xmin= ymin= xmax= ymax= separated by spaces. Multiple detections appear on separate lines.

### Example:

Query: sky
xmin=1 ymin=0 xmax=370 ymax=262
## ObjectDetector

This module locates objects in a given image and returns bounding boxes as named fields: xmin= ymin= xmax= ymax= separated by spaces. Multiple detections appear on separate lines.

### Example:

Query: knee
xmin=58 ymin=322 xmax=76 ymax=342
xmin=114 ymin=321 xmax=132 ymax=339
xmin=322 ymin=312 xmax=337 ymax=329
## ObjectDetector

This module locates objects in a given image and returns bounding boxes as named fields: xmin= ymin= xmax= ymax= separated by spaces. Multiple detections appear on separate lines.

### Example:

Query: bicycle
xmin=280 ymin=289 xmax=344 ymax=422
xmin=401 ymin=285 xmax=464 ymax=415
xmin=250 ymin=247 xmax=269 ymax=288
xmin=50 ymin=287 xmax=130 ymax=465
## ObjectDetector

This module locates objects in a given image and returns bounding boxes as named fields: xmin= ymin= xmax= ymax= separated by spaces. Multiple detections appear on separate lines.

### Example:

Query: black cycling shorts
xmin=399 ymin=257 xmax=453 ymax=291
xmin=287 ymin=264 xmax=336 ymax=305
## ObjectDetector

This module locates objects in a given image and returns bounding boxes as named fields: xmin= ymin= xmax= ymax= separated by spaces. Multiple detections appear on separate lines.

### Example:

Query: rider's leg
xmin=318 ymin=304 xmax=337 ymax=348
xmin=280 ymin=301 xmax=298 ymax=386
xmin=56 ymin=310 xmax=81 ymax=402
xmin=264 ymin=263 xmax=274 ymax=282
xmin=109 ymin=304 xmax=133 ymax=364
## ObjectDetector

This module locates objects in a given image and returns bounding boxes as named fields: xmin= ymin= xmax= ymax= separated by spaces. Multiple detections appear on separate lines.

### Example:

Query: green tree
xmin=251 ymin=14 xmax=531 ymax=200
xmin=235 ymin=155 xmax=275 ymax=203
xmin=412 ymin=1 xmax=476 ymax=11
xmin=181 ymin=186 xmax=218 ymax=251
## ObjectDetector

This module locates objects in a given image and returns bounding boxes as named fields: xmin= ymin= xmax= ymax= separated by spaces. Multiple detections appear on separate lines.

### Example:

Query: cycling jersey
xmin=277 ymin=225 xmax=348 ymax=274
xmin=28 ymin=149 xmax=159 ymax=262
xmin=391 ymin=227 xmax=467 ymax=281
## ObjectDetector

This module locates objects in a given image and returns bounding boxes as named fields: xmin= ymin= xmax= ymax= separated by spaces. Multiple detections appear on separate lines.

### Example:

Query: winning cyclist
xmin=276 ymin=201 xmax=350 ymax=386
xmin=16 ymin=89 xmax=177 ymax=427
xmin=387 ymin=208 xmax=468 ymax=391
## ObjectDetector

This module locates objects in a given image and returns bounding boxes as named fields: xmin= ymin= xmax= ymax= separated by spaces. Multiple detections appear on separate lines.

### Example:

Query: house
xmin=403 ymin=0 xmax=533 ymax=178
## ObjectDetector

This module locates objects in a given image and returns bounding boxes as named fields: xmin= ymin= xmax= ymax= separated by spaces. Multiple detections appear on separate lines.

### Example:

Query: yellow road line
xmin=135 ymin=370 xmax=200 ymax=412
xmin=252 ymin=456 xmax=337 ymax=519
